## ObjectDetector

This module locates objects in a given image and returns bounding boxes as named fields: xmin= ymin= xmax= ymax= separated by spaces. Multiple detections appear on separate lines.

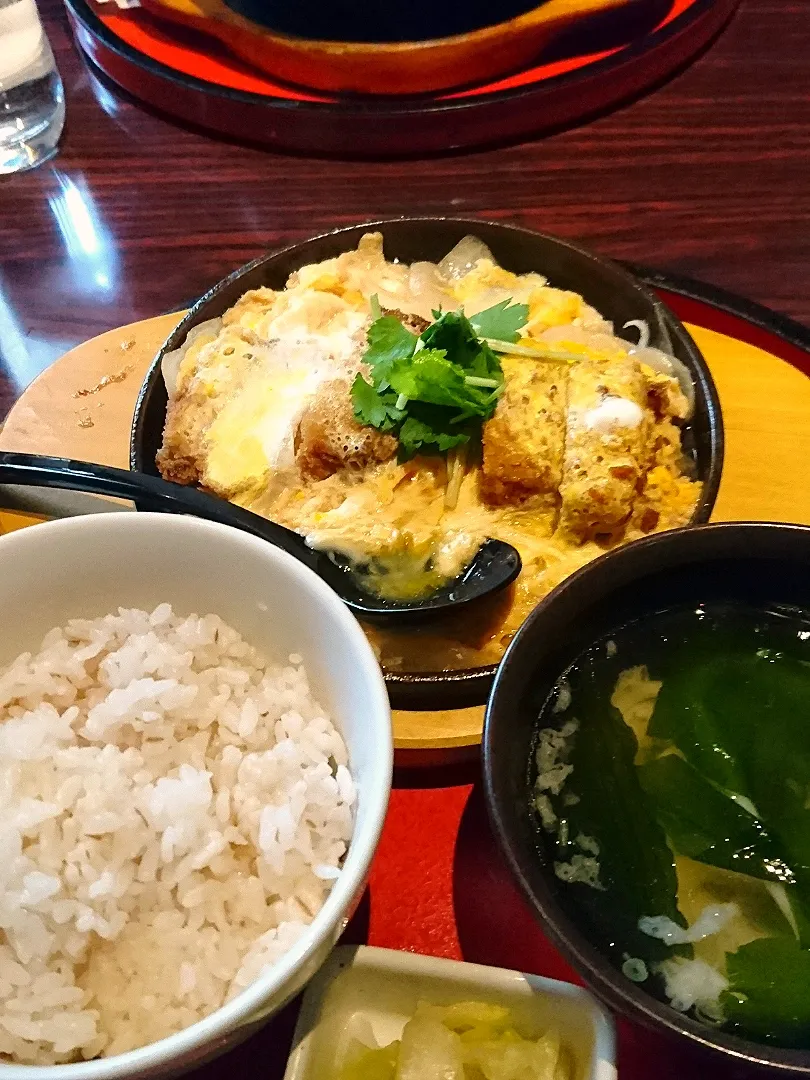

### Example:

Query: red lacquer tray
xmin=65 ymin=0 xmax=740 ymax=154
xmin=172 ymin=281 xmax=810 ymax=1080
xmin=3 ymin=275 xmax=810 ymax=1076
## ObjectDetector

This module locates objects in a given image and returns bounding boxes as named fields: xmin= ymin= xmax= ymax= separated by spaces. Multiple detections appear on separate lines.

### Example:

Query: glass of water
xmin=0 ymin=0 xmax=65 ymax=174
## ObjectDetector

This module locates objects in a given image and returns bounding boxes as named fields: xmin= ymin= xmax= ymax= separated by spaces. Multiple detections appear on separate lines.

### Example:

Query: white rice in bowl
xmin=0 ymin=604 xmax=355 ymax=1065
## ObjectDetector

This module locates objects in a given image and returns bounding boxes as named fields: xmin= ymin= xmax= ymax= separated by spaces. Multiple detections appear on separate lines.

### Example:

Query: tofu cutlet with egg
xmin=480 ymin=355 xmax=569 ymax=505
xmin=558 ymin=352 xmax=652 ymax=539
xmin=157 ymin=278 xmax=371 ymax=499
xmin=295 ymin=379 xmax=398 ymax=481
xmin=459 ymin=259 xmax=641 ymax=522
xmin=156 ymin=232 xmax=455 ymax=500
xmin=157 ymin=233 xmax=700 ymax=604
xmin=151 ymin=231 xmax=706 ymax=678
xmin=478 ymin=340 xmax=690 ymax=539
xmin=453 ymin=255 xmax=692 ymax=539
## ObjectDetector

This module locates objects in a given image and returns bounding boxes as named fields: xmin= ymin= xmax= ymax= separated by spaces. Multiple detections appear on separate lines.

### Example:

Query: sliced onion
xmin=444 ymin=444 xmax=467 ymax=510
xmin=160 ymin=317 xmax=222 ymax=396
xmin=160 ymin=348 xmax=183 ymax=397
xmin=405 ymin=261 xmax=456 ymax=318
xmin=438 ymin=235 xmax=494 ymax=281
xmin=623 ymin=319 xmax=650 ymax=349
xmin=186 ymin=317 xmax=223 ymax=346
xmin=371 ymin=273 xmax=408 ymax=316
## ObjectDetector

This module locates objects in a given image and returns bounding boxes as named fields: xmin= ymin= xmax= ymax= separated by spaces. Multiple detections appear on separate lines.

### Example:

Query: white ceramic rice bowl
xmin=0 ymin=512 xmax=392 ymax=1080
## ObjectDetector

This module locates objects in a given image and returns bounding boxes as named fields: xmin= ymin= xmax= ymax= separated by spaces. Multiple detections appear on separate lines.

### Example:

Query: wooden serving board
xmin=2 ymin=308 xmax=810 ymax=756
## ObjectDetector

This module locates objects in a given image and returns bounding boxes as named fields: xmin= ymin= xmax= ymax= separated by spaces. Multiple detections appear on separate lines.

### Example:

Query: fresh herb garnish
xmin=388 ymin=350 xmax=497 ymax=417
xmin=469 ymin=298 xmax=530 ymax=343
xmin=399 ymin=415 xmax=469 ymax=458
xmin=363 ymin=316 xmax=418 ymax=390
xmin=350 ymin=372 xmax=404 ymax=432
xmin=351 ymin=297 xmax=528 ymax=461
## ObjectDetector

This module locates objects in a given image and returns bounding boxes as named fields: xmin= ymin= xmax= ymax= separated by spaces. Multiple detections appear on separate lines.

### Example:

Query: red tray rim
xmin=66 ymin=0 xmax=739 ymax=117
xmin=626 ymin=263 xmax=810 ymax=374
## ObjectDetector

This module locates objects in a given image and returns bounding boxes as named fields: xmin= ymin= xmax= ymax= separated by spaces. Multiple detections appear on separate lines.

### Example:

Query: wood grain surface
xmin=3 ymin=310 xmax=808 ymax=754
xmin=0 ymin=4 xmax=808 ymax=1062
xmin=0 ymin=0 xmax=808 ymax=425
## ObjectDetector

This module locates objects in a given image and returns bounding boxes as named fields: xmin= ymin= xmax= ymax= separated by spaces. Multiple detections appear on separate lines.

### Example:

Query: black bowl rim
xmin=130 ymin=217 xmax=724 ymax=710
xmin=483 ymin=519 xmax=810 ymax=1073
xmin=203 ymin=0 xmax=621 ymax=49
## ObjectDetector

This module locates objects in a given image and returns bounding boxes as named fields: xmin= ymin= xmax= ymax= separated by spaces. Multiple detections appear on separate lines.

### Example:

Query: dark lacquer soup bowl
xmin=484 ymin=521 xmax=810 ymax=1074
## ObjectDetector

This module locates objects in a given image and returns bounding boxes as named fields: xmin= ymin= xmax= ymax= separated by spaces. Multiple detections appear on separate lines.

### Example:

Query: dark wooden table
xmin=0 ymin=0 xmax=809 ymax=422
xmin=0 ymin=6 xmax=808 ymax=1077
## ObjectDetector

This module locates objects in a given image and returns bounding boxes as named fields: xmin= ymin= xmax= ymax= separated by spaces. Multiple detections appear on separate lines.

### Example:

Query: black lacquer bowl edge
xmin=131 ymin=218 xmax=724 ymax=711
xmin=483 ymin=520 xmax=810 ymax=1074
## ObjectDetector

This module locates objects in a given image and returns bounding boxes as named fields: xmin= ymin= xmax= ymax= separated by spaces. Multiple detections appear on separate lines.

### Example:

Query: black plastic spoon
xmin=0 ymin=452 xmax=521 ymax=625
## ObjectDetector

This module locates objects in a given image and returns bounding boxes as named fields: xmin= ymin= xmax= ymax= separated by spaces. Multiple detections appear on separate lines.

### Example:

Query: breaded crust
xmin=643 ymin=367 xmax=690 ymax=421
xmin=295 ymin=379 xmax=398 ymax=481
xmin=381 ymin=308 xmax=430 ymax=335
xmin=481 ymin=357 xmax=568 ymax=505
xmin=155 ymin=392 xmax=207 ymax=486
xmin=559 ymin=355 xmax=650 ymax=539
xmin=156 ymin=328 xmax=261 ymax=487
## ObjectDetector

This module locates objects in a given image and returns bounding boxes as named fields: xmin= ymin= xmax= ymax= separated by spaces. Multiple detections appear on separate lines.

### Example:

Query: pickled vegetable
xmin=335 ymin=1001 xmax=570 ymax=1080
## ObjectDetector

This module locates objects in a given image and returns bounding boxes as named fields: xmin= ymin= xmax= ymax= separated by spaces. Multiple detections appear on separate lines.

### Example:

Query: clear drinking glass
xmin=0 ymin=0 xmax=65 ymax=174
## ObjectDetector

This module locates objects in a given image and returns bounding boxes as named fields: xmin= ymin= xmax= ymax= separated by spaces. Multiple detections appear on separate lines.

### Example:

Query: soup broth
xmin=529 ymin=602 xmax=810 ymax=1047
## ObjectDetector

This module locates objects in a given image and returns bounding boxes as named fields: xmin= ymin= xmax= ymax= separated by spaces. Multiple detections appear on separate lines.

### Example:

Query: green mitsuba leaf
xmin=469 ymin=299 xmax=530 ymax=343
xmin=350 ymin=306 xmax=506 ymax=459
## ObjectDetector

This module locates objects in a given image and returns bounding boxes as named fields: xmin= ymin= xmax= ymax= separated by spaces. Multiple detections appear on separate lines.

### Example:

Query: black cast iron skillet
xmin=483 ymin=521 xmax=810 ymax=1075
xmin=131 ymin=218 xmax=724 ymax=711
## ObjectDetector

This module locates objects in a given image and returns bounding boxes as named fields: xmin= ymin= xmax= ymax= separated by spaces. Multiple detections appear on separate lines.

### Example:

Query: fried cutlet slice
xmin=157 ymin=290 xmax=369 ymax=496
xmin=157 ymin=326 xmax=261 ymax=487
xmin=295 ymin=379 xmax=398 ymax=481
xmin=642 ymin=366 xmax=690 ymax=421
xmin=480 ymin=356 xmax=569 ymax=505
xmin=558 ymin=354 xmax=651 ymax=539
xmin=381 ymin=308 xmax=430 ymax=336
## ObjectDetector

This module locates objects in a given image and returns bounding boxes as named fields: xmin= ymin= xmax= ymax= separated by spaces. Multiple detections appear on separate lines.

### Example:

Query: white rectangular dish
xmin=283 ymin=945 xmax=616 ymax=1080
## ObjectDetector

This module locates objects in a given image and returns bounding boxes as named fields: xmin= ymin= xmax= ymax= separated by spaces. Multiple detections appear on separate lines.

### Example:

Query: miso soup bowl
xmin=483 ymin=521 xmax=810 ymax=1074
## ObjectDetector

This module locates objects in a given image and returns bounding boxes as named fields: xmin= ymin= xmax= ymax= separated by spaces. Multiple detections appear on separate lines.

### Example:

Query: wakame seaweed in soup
xmin=528 ymin=602 xmax=810 ymax=1048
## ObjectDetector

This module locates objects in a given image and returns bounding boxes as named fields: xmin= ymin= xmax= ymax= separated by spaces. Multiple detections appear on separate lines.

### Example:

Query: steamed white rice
xmin=0 ymin=605 xmax=355 ymax=1064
